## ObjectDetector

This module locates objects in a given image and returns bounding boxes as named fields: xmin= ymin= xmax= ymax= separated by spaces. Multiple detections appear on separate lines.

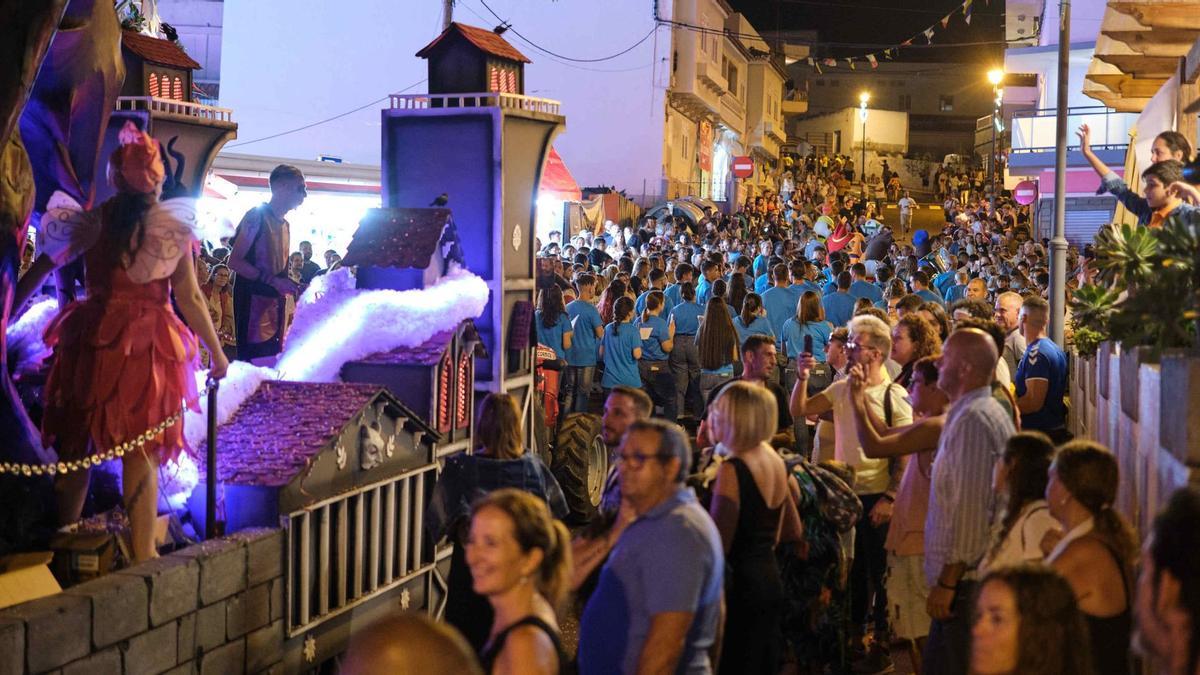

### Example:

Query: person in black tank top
xmin=707 ymin=382 xmax=804 ymax=674
xmin=467 ymin=489 xmax=571 ymax=675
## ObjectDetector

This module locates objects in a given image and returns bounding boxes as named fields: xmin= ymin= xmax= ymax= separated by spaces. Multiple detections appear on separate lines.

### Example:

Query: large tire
xmin=551 ymin=412 xmax=606 ymax=523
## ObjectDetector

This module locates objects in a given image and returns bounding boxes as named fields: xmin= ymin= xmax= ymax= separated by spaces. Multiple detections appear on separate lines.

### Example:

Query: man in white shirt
xmin=898 ymin=191 xmax=917 ymax=234
xmin=791 ymin=314 xmax=913 ymax=666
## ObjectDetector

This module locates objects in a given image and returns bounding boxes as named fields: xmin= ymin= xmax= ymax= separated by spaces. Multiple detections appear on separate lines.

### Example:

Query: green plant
xmin=1071 ymin=325 xmax=1104 ymax=359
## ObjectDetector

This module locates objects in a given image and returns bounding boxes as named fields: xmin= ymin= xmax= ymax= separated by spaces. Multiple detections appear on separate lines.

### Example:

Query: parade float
xmin=0 ymin=11 xmax=589 ymax=672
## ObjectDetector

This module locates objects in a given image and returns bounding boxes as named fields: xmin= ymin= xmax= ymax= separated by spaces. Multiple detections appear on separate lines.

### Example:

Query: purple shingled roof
xmin=357 ymin=329 xmax=456 ymax=366
xmin=341 ymin=208 xmax=450 ymax=270
xmin=204 ymin=381 xmax=382 ymax=487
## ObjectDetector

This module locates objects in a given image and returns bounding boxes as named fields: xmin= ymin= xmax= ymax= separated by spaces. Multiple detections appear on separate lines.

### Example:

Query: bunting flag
xmin=923 ymin=27 xmax=935 ymax=43
xmin=901 ymin=38 xmax=913 ymax=46
xmin=823 ymin=58 xmax=838 ymax=67
xmin=964 ymin=10 xmax=972 ymax=24
xmin=964 ymin=0 xmax=974 ymax=23
xmin=941 ymin=14 xmax=951 ymax=28
xmin=846 ymin=57 xmax=856 ymax=70
xmin=807 ymin=57 xmax=815 ymax=66
xmin=815 ymin=61 xmax=823 ymax=74
xmin=883 ymin=49 xmax=895 ymax=59
xmin=866 ymin=53 xmax=878 ymax=69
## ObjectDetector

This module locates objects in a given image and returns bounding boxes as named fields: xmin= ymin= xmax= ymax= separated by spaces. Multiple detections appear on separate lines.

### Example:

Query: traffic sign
xmin=1014 ymin=180 xmax=1037 ymax=206
xmin=731 ymin=156 xmax=754 ymax=179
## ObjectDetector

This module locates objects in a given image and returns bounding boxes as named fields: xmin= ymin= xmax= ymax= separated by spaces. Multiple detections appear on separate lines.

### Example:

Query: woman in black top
xmin=468 ymin=489 xmax=571 ymax=675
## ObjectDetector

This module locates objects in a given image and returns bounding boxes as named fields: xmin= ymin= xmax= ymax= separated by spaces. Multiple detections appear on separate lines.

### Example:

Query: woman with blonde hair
xmin=708 ymin=381 xmax=804 ymax=674
xmin=1045 ymin=441 xmax=1138 ymax=675
xmin=469 ymin=488 xmax=572 ymax=674
xmin=426 ymin=393 xmax=567 ymax=653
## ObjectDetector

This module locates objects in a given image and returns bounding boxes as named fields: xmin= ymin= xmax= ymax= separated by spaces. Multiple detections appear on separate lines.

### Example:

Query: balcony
xmin=781 ymin=91 xmax=808 ymax=117
xmin=696 ymin=60 xmax=727 ymax=96
xmin=748 ymin=120 xmax=781 ymax=157
xmin=1008 ymin=105 xmax=1134 ymax=173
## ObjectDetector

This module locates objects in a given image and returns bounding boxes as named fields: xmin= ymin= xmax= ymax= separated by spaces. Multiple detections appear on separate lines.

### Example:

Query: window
xmin=939 ymin=95 xmax=954 ymax=112
xmin=148 ymin=73 xmax=160 ymax=97
xmin=171 ymin=76 xmax=183 ymax=101
xmin=725 ymin=61 xmax=739 ymax=97
xmin=898 ymin=94 xmax=912 ymax=111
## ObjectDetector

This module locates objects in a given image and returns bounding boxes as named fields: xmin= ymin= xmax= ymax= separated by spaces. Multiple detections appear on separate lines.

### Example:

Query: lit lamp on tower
xmin=987 ymin=68 xmax=1005 ymax=210
xmin=858 ymin=91 xmax=869 ymax=192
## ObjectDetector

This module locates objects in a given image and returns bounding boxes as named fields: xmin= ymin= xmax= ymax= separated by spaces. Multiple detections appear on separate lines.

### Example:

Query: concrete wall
xmin=790 ymin=108 xmax=908 ymax=156
xmin=1069 ymin=347 xmax=1200 ymax=538
xmin=0 ymin=530 xmax=286 ymax=675
xmin=793 ymin=61 xmax=997 ymax=120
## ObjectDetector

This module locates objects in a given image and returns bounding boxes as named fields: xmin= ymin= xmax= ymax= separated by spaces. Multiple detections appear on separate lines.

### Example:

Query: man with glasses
xmin=578 ymin=419 xmax=724 ymax=675
xmin=791 ymin=314 xmax=912 ymax=672
xmin=229 ymin=164 xmax=306 ymax=364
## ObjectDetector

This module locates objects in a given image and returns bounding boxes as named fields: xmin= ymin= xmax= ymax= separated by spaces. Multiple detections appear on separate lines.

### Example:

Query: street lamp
xmin=987 ymin=69 xmax=1004 ymax=211
xmin=859 ymin=92 xmax=869 ymax=194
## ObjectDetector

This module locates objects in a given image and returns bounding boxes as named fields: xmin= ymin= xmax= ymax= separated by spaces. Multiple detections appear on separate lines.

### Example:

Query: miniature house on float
xmin=391 ymin=22 xmax=564 ymax=431
xmin=97 ymin=30 xmax=236 ymax=203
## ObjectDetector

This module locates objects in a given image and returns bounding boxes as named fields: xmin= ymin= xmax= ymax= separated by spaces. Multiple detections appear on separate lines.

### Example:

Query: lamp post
xmin=987 ymin=69 xmax=1004 ymax=212
xmin=859 ymin=92 xmax=869 ymax=195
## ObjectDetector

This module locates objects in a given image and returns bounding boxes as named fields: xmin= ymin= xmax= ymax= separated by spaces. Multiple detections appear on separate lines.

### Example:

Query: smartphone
xmin=803 ymin=334 xmax=813 ymax=355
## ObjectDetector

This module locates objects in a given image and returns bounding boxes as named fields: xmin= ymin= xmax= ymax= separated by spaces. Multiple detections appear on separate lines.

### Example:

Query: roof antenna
xmin=493 ymin=22 xmax=511 ymax=35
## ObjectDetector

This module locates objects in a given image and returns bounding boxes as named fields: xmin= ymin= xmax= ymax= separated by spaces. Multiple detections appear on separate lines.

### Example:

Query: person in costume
xmin=40 ymin=122 xmax=228 ymax=562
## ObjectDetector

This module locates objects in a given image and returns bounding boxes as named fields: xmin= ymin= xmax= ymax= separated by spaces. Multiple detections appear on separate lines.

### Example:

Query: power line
xmin=656 ymin=17 xmax=1008 ymax=53
xmin=226 ymin=78 xmax=427 ymax=149
xmin=776 ymin=0 xmax=1002 ymax=15
xmin=478 ymin=0 xmax=657 ymax=63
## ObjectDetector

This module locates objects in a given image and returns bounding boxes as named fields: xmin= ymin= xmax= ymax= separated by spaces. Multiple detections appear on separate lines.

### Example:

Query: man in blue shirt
xmin=1014 ymin=295 xmax=1070 ymax=443
xmin=848 ymin=262 xmax=884 ymax=305
xmin=822 ymin=260 xmax=845 ymax=296
xmin=788 ymin=260 xmax=822 ymax=297
xmin=911 ymin=270 xmax=944 ymax=306
xmin=752 ymin=240 xmax=773 ymax=278
xmin=565 ymin=274 xmax=606 ymax=413
xmin=932 ymin=266 xmax=957 ymax=299
xmin=943 ymin=269 xmax=970 ymax=304
xmin=821 ymin=271 xmax=856 ymax=327
xmin=761 ymin=264 xmax=798 ymax=350
xmin=578 ymin=419 xmax=723 ymax=675
xmin=663 ymin=263 xmax=694 ymax=311
xmin=635 ymin=268 xmax=668 ymax=315
xmin=696 ymin=260 xmax=721 ymax=306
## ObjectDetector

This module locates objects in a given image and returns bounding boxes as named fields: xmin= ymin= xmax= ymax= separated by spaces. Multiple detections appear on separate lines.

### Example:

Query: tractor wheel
xmin=551 ymin=412 xmax=607 ymax=523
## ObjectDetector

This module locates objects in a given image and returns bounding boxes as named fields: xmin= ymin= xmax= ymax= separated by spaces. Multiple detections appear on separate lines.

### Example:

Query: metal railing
xmin=1010 ymin=105 xmax=1135 ymax=153
xmin=115 ymin=96 xmax=234 ymax=123
xmin=286 ymin=464 xmax=436 ymax=636
xmin=389 ymin=92 xmax=561 ymax=115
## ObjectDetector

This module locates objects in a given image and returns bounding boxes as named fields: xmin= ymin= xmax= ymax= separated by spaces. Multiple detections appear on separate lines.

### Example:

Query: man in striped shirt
xmin=923 ymin=328 xmax=1016 ymax=675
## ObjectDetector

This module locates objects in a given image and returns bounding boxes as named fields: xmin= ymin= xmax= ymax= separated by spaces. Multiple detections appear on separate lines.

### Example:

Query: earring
xmin=520 ymin=575 xmax=530 ymax=585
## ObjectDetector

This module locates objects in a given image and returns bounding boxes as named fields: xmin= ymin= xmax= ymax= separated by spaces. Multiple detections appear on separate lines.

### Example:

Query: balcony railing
xmin=1010 ymin=105 xmax=1135 ymax=153
xmin=388 ymin=92 xmax=561 ymax=116
xmin=115 ymin=96 xmax=234 ymax=123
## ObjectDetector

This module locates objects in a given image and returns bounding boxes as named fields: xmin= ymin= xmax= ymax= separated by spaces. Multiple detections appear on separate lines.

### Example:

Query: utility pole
xmin=1050 ymin=0 xmax=1070 ymax=345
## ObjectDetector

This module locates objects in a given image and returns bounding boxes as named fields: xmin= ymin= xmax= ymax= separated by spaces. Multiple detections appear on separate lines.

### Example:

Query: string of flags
xmin=805 ymin=0 xmax=985 ymax=73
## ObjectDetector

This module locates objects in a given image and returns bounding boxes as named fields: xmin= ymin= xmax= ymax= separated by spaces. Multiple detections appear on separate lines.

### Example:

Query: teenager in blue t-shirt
xmin=781 ymin=291 xmax=834 ymax=362
xmin=535 ymin=285 xmax=573 ymax=361
xmin=667 ymin=282 xmax=705 ymax=418
xmin=600 ymin=296 xmax=642 ymax=389
xmin=635 ymin=291 xmax=678 ymax=420
xmin=732 ymin=293 xmax=775 ymax=347
xmin=564 ymin=274 xmax=605 ymax=413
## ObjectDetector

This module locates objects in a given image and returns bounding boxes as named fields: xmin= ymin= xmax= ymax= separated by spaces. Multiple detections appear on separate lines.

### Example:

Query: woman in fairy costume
xmin=40 ymin=123 xmax=228 ymax=562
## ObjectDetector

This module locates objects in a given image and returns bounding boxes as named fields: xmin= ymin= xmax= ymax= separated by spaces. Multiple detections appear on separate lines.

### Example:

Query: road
xmin=876 ymin=201 xmax=950 ymax=245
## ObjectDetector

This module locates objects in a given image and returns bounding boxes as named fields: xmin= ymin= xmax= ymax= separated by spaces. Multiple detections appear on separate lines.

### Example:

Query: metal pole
xmin=205 ymin=378 xmax=220 ymax=540
xmin=861 ymin=117 xmax=866 ymax=192
xmin=1050 ymin=0 xmax=1070 ymax=345
xmin=990 ymin=89 xmax=998 ymax=212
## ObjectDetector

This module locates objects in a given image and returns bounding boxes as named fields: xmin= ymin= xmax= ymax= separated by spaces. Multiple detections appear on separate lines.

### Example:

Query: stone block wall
xmin=0 ymin=528 xmax=287 ymax=675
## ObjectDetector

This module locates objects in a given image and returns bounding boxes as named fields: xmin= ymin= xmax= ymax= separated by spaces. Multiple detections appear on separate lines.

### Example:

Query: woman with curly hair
xmin=890 ymin=313 xmax=941 ymax=388
xmin=971 ymin=564 xmax=1095 ymax=675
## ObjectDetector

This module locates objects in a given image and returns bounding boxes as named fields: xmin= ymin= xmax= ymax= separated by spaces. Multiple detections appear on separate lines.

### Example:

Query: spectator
xmin=636 ymin=290 xmax=677 ymax=420
xmin=1046 ymin=441 xmax=1138 ymax=675
xmin=201 ymin=264 xmax=237 ymax=361
xmin=342 ymin=613 xmax=483 ymax=675
xmin=425 ymin=393 xmax=567 ymax=653
xmin=668 ymin=282 xmax=705 ymax=419
xmin=700 ymin=334 xmax=796 ymax=451
xmin=1015 ymin=295 xmax=1069 ymax=443
xmin=970 ymin=564 xmax=1095 ymax=675
xmin=697 ymin=297 xmax=738 ymax=402
xmin=822 ymin=270 xmax=857 ymax=328
xmin=924 ymin=328 xmax=1016 ymax=674
xmin=732 ymin=292 xmax=774 ymax=347
xmin=600 ymin=296 xmax=642 ymax=392
xmin=535 ymin=285 xmax=573 ymax=363
xmin=577 ymin=420 xmax=724 ymax=674
xmin=978 ymin=431 xmax=1060 ymax=574
xmin=792 ymin=315 xmax=913 ymax=670
xmin=297 ymin=240 xmax=321 ymax=284
xmin=993 ymin=291 xmax=1027 ymax=379
xmin=708 ymin=382 xmax=804 ymax=673
xmin=890 ymin=314 xmax=940 ymax=388
xmin=469 ymin=489 xmax=571 ymax=674
xmin=1134 ymin=487 xmax=1200 ymax=675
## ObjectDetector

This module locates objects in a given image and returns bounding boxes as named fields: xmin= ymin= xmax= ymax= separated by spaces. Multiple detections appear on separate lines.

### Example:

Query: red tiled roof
xmin=122 ymin=31 xmax=201 ymax=70
xmin=416 ymin=22 xmax=531 ymax=63
xmin=341 ymin=208 xmax=451 ymax=270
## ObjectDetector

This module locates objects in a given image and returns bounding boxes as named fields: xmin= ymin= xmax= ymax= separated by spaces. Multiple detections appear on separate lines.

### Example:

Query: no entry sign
xmin=1014 ymin=180 xmax=1037 ymax=205
xmin=731 ymin=156 xmax=754 ymax=178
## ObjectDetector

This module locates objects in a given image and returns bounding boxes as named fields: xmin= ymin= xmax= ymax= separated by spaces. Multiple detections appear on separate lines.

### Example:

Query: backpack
xmin=789 ymin=457 xmax=862 ymax=534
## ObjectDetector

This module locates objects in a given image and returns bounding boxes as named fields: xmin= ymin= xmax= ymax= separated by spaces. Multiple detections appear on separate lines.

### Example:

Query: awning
xmin=539 ymin=147 xmax=581 ymax=201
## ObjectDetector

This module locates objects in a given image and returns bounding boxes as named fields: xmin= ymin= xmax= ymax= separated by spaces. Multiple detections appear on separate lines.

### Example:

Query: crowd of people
xmin=358 ymin=149 xmax=1200 ymax=675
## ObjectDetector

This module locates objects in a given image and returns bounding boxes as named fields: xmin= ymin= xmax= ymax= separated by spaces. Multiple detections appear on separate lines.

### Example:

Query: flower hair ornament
xmin=109 ymin=121 xmax=164 ymax=194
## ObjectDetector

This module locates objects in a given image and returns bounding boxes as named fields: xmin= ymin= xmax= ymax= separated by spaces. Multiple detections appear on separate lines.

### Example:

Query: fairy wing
xmin=37 ymin=191 xmax=101 ymax=265
xmin=125 ymin=198 xmax=199 ymax=284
